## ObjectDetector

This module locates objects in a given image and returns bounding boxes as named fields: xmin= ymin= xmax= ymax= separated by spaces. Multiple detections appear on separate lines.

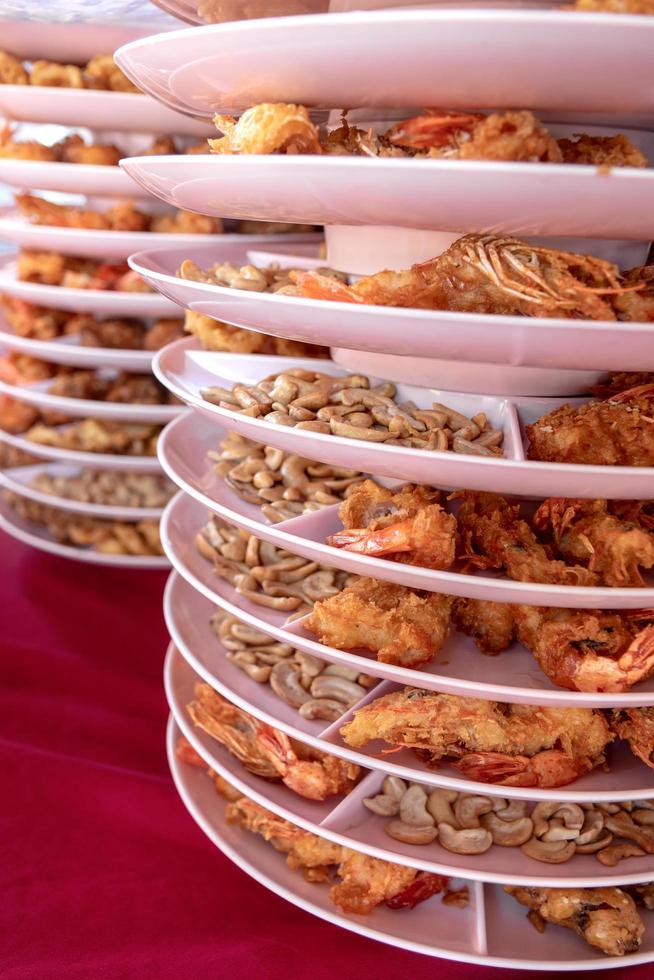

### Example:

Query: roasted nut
xmin=575 ymin=829 xmax=613 ymax=855
xmin=364 ymin=792 xmax=401 ymax=817
xmin=383 ymin=777 xmax=407 ymax=801
xmin=269 ymin=661 xmax=312 ymax=707
xmin=604 ymin=812 xmax=654 ymax=853
xmin=298 ymin=698 xmax=344 ymax=722
xmin=385 ymin=820 xmax=438 ymax=846
xmin=310 ymin=674 xmax=366 ymax=704
xmin=574 ymin=809 xmax=605 ymax=846
xmin=633 ymin=809 xmax=654 ymax=826
xmin=438 ymin=823 xmax=492 ymax=855
xmin=481 ymin=812 xmax=533 ymax=847
xmin=427 ymin=789 xmax=459 ymax=828
xmin=596 ymin=843 xmax=646 ymax=867
xmin=531 ymin=802 xmax=583 ymax=839
xmin=521 ymin=838 xmax=576 ymax=864
xmin=400 ymin=785 xmax=434 ymax=827
xmin=454 ymin=795 xmax=493 ymax=829
xmin=492 ymin=799 xmax=528 ymax=822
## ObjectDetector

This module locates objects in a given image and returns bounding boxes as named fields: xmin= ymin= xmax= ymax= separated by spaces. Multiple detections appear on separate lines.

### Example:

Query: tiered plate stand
xmin=116 ymin=3 xmax=654 ymax=965
xmin=0 ymin=16 xmax=319 ymax=567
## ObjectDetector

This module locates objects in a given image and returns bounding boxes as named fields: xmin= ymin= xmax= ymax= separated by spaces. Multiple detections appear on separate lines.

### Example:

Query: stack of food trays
xmin=0 ymin=19 xmax=321 ymax=567
xmin=115 ymin=2 xmax=654 ymax=965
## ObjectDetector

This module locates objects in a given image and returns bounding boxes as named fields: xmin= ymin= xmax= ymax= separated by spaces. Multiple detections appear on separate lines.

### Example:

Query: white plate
xmin=121 ymin=154 xmax=654 ymax=241
xmin=0 ymin=373 xmax=184 ymax=424
xmin=0 ymin=255 xmax=178 ymax=317
xmin=130 ymin=243 xmax=654 ymax=376
xmin=166 ymin=638 xmax=654 ymax=887
xmin=161 ymin=497 xmax=654 ymax=705
xmin=0 ymin=461 xmax=166 ymax=519
xmin=168 ymin=715 xmax=654 ymax=970
xmin=115 ymin=12 xmax=654 ymax=117
xmin=153 ymin=339 xmax=654 ymax=500
xmin=0 ymin=17 xmax=174 ymax=63
xmin=0 ymin=210 xmax=319 ymax=261
xmin=0 ymin=325 xmax=156 ymax=372
xmin=0 ymin=426 xmax=163 ymax=473
xmin=0 ymin=86 xmax=214 ymax=136
xmin=0 ymin=159 xmax=153 ymax=199
xmin=0 ymin=491 xmax=168 ymax=568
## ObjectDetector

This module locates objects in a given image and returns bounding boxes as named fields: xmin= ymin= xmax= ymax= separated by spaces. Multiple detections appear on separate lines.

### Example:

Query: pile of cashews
xmin=364 ymin=778 xmax=654 ymax=866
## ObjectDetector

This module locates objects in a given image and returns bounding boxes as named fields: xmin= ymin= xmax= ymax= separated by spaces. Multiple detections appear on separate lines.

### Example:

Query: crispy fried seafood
xmin=183 ymin=310 xmax=327 ymax=358
xmin=452 ymin=597 xmax=516 ymax=654
xmin=17 ymin=251 xmax=151 ymax=291
xmin=611 ymin=708 xmax=654 ymax=768
xmin=328 ymin=481 xmax=456 ymax=569
xmin=340 ymin=689 xmax=613 ymax=788
xmin=180 ymin=742 xmax=449 ymax=913
xmin=305 ymin=577 xmax=453 ymax=668
xmin=513 ymin=606 xmax=654 ymax=693
xmin=0 ymin=127 xmax=121 ymax=166
xmin=291 ymin=234 xmax=653 ymax=321
xmin=533 ymin=498 xmax=654 ymax=586
xmin=15 ymin=195 xmax=223 ymax=234
xmin=211 ymin=104 xmax=647 ymax=166
xmin=0 ymin=51 xmax=138 ymax=91
xmin=526 ymin=385 xmax=654 ymax=466
xmin=505 ymin=886 xmax=645 ymax=957
xmin=456 ymin=491 xmax=596 ymax=586
xmin=186 ymin=683 xmax=359 ymax=799
xmin=574 ymin=0 xmax=654 ymax=11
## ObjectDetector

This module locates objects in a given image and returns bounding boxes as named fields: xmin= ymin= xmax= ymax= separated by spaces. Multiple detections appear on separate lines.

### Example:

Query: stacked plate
xmin=0 ymin=17 xmax=321 ymax=566
xmin=115 ymin=3 xmax=654 ymax=967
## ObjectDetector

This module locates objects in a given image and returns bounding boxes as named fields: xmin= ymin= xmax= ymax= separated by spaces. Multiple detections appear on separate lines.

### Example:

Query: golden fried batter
xmin=505 ymin=886 xmax=644 ymax=957
xmin=611 ymin=707 xmax=654 ymax=768
xmin=83 ymin=55 xmax=139 ymax=93
xmin=456 ymin=111 xmax=562 ymax=162
xmin=452 ymin=597 xmax=516 ymax=654
xmin=340 ymin=688 xmax=612 ymax=787
xmin=211 ymin=103 xmax=321 ymax=155
xmin=144 ymin=318 xmax=185 ymax=350
xmin=558 ymin=134 xmax=647 ymax=168
xmin=0 ymin=50 xmax=29 ymax=84
xmin=305 ymin=577 xmax=453 ymax=668
xmin=30 ymin=60 xmax=84 ymax=88
xmin=26 ymin=419 xmax=161 ymax=455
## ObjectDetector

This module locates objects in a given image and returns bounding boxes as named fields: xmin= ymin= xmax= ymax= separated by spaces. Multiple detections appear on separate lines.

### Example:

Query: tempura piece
xmin=84 ymin=55 xmax=139 ymax=93
xmin=455 ymin=491 xmax=596 ymax=586
xmin=559 ymin=134 xmax=647 ymax=168
xmin=30 ymin=60 xmax=84 ymax=88
xmin=144 ymin=319 xmax=185 ymax=350
xmin=210 ymin=103 xmax=321 ymax=154
xmin=56 ymin=133 xmax=121 ymax=166
xmin=533 ymin=498 xmax=654 ymax=586
xmin=0 ymin=125 xmax=56 ymax=161
xmin=149 ymin=210 xmax=223 ymax=234
xmin=611 ymin=707 xmax=654 ymax=768
xmin=452 ymin=597 xmax=516 ymax=654
xmin=340 ymin=688 xmax=612 ymax=787
xmin=305 ymin=577 xmax=453 ymax=668
xmin=513 ymin=606 xmax=654 ymax=692
xmin=526 ymin=385 xmax=654 ymax=466
xmin=0 ymin=50 xmax=29 ymax=84
xmin=505 ymin=886 xmax=644 ymax=957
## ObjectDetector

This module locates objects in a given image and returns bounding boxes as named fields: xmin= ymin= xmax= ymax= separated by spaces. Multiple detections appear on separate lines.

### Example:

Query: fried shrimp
xmin=305 ymin=577 xmax=453 ymax=668
xmin=505 ymin=886 xmax=645 ymax=957
xmin=210 ymin=103 xmax=321 ymax=155
xmin=340 ymin=689 xmax=612 ymax=787
xmin=512 ymin=605 xmax=654 ymax=693
xmin=328 ymin=481 xmax=456 ymax=569
xmin=455 ymin=491 xmax=596 ymax=586
xmin=610 ymin=707 xmax=654 ymax=768
xmin=533 ymin=498 xmax=654 ymax=587
xmin=526 ymin=385 xmax=654 ymax=466
xmin=291 ymin=233 xmax=645 ymax=320
xmin=452 ymin=597 xmax=516 ymax=654
xmin=187 ymin=683 xmax=359 ymax=799
xmin=558 ymin=134 xmax=648 ymax=168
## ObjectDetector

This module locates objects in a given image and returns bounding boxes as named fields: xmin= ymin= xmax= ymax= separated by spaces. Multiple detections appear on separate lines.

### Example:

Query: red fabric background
xmin=0 ymin=532 xmax=648 ymax=979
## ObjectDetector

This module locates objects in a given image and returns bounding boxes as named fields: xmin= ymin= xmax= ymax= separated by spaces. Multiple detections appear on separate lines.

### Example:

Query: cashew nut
xmin=493 ymin=799 xmax=528 ymax=822
xmin=269 ymin=661 xmax=312 ymax=707
xmin=400 ymin=785 xmax=434 ymax=827
xmin=604 ymin=813 xmax=654 ymax=853
xmin=384 ymin=820 xmax=438 ymax=846
xmin=520 ymin=838 xmax=576 ymax=864
xmin=454 ymin=794 xmax=493 ymax=829
xmin=575 ymin=809 xmax=605 ymax=846
xmin=596 ymin=843 xmax=646 ymax=867
xmin=310 ymin=674 xmax=366 ymax=704
xmin=575 ymin=829 xmax=613 ymax=855
xmin=633 ymin=809 xmax=654 ymax=826
xmin=298 ymin=698 xmax=345 ymax=721
xmin=427 ymin=789 xmax=459 ymax=828
xmin=481 ymin=812 xmax=533 ymax=847
xmin=383 ymin=776 xmax=407 ymax=801
xmin=531 ymin=801 xmax=583 ymax=839
xmin=363 ymin=794 xmax=401 ymax=817
xmin=438 ymin=823 xmax=492 ymax=855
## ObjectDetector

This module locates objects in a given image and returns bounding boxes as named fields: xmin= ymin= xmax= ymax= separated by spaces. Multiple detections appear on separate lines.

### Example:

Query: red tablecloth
xmin=0 ymin=532 xmax=647 ymax=980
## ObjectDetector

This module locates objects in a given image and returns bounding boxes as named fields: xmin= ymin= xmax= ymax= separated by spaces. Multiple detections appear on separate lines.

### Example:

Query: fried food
xmin=456 ymin=491 xmax=596 ymax=586
xmin=505 ymin=886 xmax=645 ymax=957
xmin=452 ymin=597 xmax=516 ymax=654
xmin=558 ymin=134 xmax=648 ymax=168
xmin=83 ymin=55 xmax=139 ymax=93
xmin=30 ymin=60 xmax=84 ymax=88
xmin=15 ymin=195 xmax=220 ymax=234
xmin=328 ymin=481 xmax=456 ymax=569
xmin=533 ymin=497 xmax=654 ymax=586
xmin=513 ymin=605 xmax=654 ymax=693
xmin=305 ymin=577 xmax=453 ymax=668
xmin=211 ymin=103 xmax=321 ymax=154
xmin=0 ymin=394 xmax=40 ymax=434
xmin=26 ymin=418 xmax=160 ymax=455
xmin=183 ymin=309 xmax=328 ymax=357
xmin=291 ymin=234 xmax=649 ymax=321
xmin=0 ymin=351 xmax=58 ymax=383
xmin=16 ymin=251 xmax=150 ymax=291
xmin=149 ymin=209 xmax=223 ymax=234
xmin=574 ymin=0 xmax=654 ymax=11
xmin=0 ymin=124 xmax=57 ymax=161
xmin=611 ymin=707 xmax=654 ymax=768
xmin=0 ymin=50 xmax=29 ymax=84
xmin=5 ymin=493 xmax=163 ymax=555
xmin=526 ymin=385 xmax=654 ymax=466
xmin=56 ymin=133 xmax=121 ymax=166
xmin=340 ymin=689 xmax=613 ymax=788
xmin=68 ymin=315 xmax=146 ymax=350
xmin=144 ymin=318 xmax=185 ymax=350
xmin=187 ymin=683 xmax=359 ymax=799
xmin=1 ymin=296 xmax=69 ymax=339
